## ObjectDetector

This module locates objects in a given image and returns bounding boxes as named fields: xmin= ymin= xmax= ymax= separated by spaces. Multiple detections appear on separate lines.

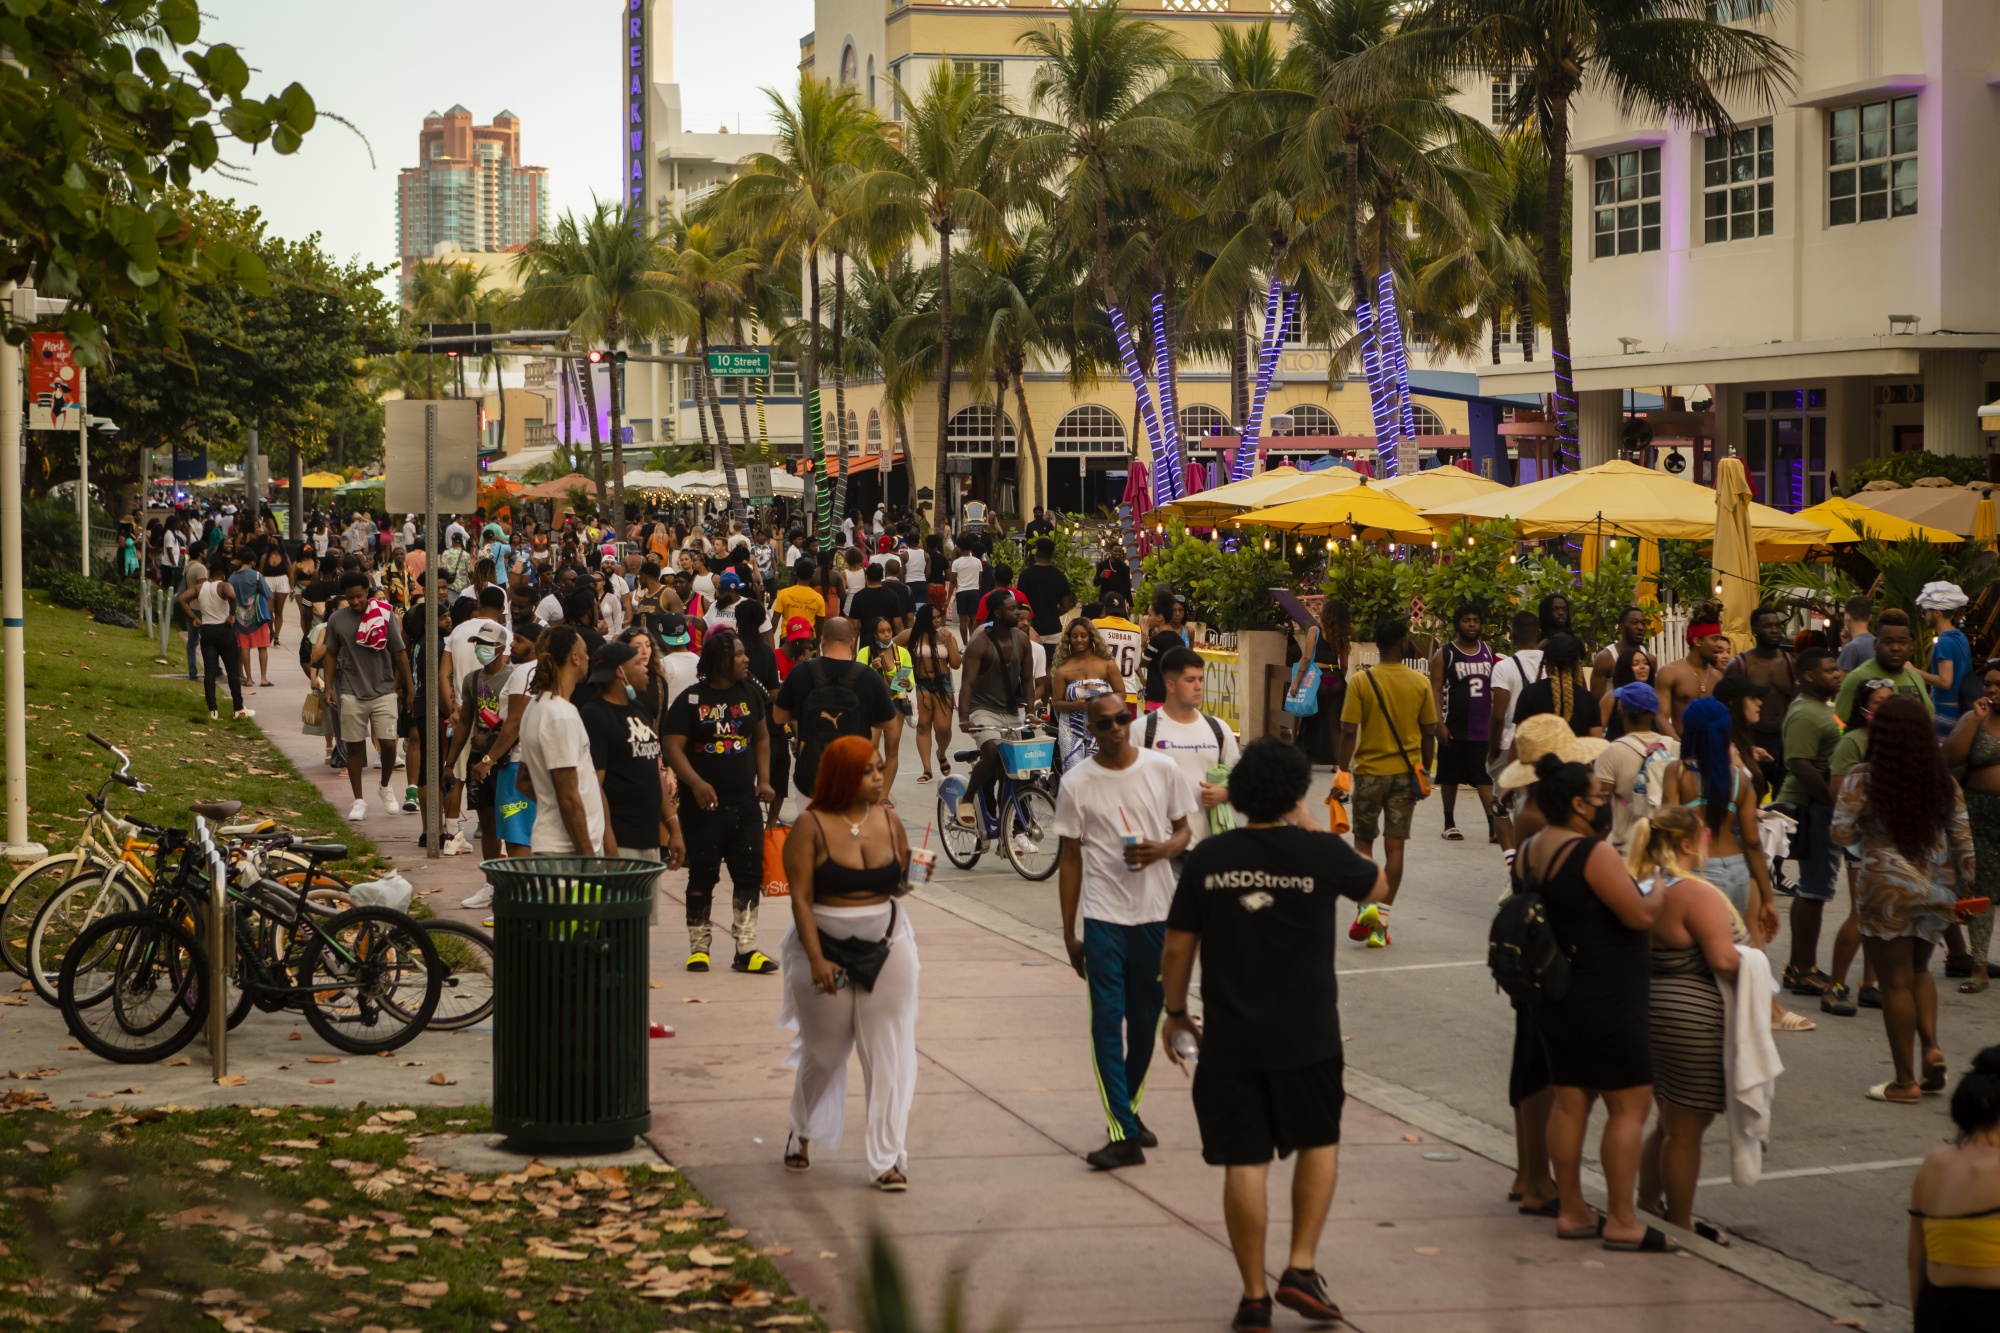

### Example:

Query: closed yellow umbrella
xmin=1232 ymin=481 xmax=1436 ymax=543
xmin=1636 ymin=538 xmax=1660 ymax=605
xmin=1419 ymin=458 xmax=1829 ymax=545
xmin=1975 ymin=487 xmax=1997 ymax=553
xmin=1159 ymin=465 xmax=1363 ymax=522
xmin=1713 ymin=457 xmax=1759 ymax=652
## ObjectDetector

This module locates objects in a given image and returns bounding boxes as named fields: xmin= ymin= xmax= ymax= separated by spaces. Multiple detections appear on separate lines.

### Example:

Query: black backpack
xmin=794 ymin=658 xmax=864 ymax=791
xmin=1487 ymin=891 xmax=1570 ymax=1005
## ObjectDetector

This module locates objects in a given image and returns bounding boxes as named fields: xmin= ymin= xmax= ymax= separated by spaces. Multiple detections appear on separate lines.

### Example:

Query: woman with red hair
xmin=777 ymin=733 xmax=917 ymax=1190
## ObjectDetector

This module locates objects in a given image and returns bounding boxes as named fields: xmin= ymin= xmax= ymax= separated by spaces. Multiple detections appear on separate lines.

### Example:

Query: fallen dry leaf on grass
xmin=687 ymin=1245 xmax=733 ymax=1268
xmin=526 ymin=1240 xmax=589 ymax=1262
xmin=248 ymin=1108 xmax=280 ymax=1118
xmin=23 ymin=1140 xmax=48 ymax=1155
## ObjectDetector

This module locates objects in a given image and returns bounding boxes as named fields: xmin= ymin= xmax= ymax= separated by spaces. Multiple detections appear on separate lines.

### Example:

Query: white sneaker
xmin=444 ymin=829 xmax=475 ymax=856
xmin=233 ymin=708 xmax=256 ymax=720
xmin=209 ymin=710 xmax=220 ymax=721
xmin=461 ymin=884 xmax=494 ymax=910
xmin=379 ymin=787 xmax=401 ymax=816
xmin=346 ymin=798 xmax=369 ymax=822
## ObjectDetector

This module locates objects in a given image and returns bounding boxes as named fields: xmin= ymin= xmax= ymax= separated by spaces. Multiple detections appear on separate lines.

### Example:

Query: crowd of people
xmin=125 ymin=492 xmax=2000 ymax=1330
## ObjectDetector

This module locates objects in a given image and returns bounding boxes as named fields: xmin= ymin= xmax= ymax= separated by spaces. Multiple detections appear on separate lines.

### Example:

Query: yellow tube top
xmin=1916 ymin=1208 xmax=2000 ymax=1268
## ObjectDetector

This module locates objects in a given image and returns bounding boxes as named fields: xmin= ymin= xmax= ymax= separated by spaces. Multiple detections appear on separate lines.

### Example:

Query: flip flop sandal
xmin=783 ymin=1133 xmax=810 ymax=1173
xmin=1603 ymin=1226 xmax=1676 ymax=1253
xmin=873 ymin=1170 xmax=908 ymax=1192
xmin=1694 ymin=1222 xmax=1730 ymax=1247
xmin=1441 ymin=826 xmax=1464 ymax=841
xmin=1867 ymin=1081 xmax=1923 ymax=1104
xmin=1960 ymin=977 xmax=1990 ymax=994
xmin=1518 ymin=1197 xmax=1561 ymax=1217
xmin=1772 ymin=1008 xmax=1817 ymax=1032
xmin=1922 ymin=1061 xmax=1948 ymax=1093
xmin=918 ymin=772 xmax=933 ymax=784
xmin=1557 ymin=1213 xmax=1606 ymax=1241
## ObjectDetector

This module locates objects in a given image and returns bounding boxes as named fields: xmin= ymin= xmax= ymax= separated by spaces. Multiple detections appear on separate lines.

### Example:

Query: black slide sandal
xmin=1603 ymin=1226 xmax=1676 ymax=1252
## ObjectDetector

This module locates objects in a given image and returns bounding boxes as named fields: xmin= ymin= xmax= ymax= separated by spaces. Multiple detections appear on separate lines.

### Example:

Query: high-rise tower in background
xmin=395 ymin=106 xmax=550 ymax=300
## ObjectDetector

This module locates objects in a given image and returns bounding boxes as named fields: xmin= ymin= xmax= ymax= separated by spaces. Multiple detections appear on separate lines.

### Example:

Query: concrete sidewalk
xmin=244 ymin=648 xmax=1842 ymax=1333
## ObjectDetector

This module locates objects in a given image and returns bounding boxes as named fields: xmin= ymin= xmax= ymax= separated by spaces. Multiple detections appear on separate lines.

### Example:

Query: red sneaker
xmin=1347 ymin=904 xmax=1380 ymax=942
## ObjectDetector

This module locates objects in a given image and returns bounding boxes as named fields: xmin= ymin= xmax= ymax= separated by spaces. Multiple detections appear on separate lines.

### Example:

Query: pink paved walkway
xmin=249 ymin=653 xmax=1838 ymax=1332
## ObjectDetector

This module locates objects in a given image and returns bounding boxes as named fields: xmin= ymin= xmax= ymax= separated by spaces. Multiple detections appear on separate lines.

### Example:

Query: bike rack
xmin=194 ymin=816 xmax=231 ymax=1079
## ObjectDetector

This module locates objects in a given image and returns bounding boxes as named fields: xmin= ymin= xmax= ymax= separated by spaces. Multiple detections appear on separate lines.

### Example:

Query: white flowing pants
xmin=779 ymin=901 xmax=919 ymax=1176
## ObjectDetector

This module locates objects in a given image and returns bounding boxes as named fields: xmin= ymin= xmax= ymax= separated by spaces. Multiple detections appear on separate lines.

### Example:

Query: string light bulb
xmin=1262 ymin=537 xmax=1272 ymax=550
xmin=1295 ymin=542 xmax=1304 ymax=554
xmin=1509 ymin=553 xmax=1518 ymax=564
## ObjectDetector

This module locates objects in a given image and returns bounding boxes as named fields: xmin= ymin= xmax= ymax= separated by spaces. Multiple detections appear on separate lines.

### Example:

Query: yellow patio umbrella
xmin=1158 ymin=464 xmax=1363 ymax=522
xmin=299 ymin=471 xmax=346 ymax=489
xmin=1635 ymin=538 xmax=1660 ymax=604
xmin=1713 ymin=457 xmax=1759 ymax=652
xmin=1418 ymin=458 xmax=1829 ymax=546
xmin=1374 ymin=467 xmax=1508 ymax=511
xmin=1757 ymin=495 xmax=1965 ymax=560
xmin=1231 ymin=481 xmax=1437 ymax=544
xmin=1975 ymin=487 xmax=1997 ymax=553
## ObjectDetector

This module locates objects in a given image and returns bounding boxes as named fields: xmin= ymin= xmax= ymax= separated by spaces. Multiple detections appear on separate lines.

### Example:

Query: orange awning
xmin=800 ymin=451 xmax=905 ymax=476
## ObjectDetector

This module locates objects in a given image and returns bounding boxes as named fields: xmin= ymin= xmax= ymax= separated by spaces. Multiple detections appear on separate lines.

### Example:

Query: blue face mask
xmin=474 ymin=645 xmax=498 ymax=665
xmin=624 ymin=682 xmax=638 ymax=703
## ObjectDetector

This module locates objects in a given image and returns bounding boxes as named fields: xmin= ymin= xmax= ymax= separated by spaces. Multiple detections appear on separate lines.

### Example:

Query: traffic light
xmin=613 ymin=350 xmax=628 ymax=366
xmin=586 ymin=349 xmax=604 ymax=365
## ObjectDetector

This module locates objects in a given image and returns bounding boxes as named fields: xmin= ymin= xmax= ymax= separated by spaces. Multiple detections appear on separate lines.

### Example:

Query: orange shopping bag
xmin=762 ymin=824 xmax=791 ymax=897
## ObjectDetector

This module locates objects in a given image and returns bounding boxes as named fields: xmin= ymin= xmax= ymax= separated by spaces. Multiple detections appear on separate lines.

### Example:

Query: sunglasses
xmin=1089 ymin=712 xmax=1130 ymax=734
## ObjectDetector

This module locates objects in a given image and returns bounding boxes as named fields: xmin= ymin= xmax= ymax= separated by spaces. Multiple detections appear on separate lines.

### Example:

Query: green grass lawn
xmin=6 ymin=592 xmax=386 ymax=879
xmin=0 ymin=1098 xmax=820 ymax=1333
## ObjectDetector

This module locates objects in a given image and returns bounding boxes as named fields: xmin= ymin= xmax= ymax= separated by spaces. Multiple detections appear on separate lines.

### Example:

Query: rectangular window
xmin=1711 ymin=0 xmax=1774 ymax=18
xmin=1741 ymin=386 xmax=1827 ymax=512
xmin=1489 ymin=71 xmax=1525 ymax=127
xmin=1591 ymin=148 xmax=1661 ymax=258
xmin=953 ymin=60 xmax=1003 ymax=99
xmin=1703 ymin=125 xmax=1774 ymax=242
xmin=1829 ymin=96 xmax=1917 ymax=225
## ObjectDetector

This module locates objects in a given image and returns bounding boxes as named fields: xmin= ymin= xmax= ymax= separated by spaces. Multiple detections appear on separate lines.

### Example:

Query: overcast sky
xmin=199 ymin=0 xmax=811 ymax=291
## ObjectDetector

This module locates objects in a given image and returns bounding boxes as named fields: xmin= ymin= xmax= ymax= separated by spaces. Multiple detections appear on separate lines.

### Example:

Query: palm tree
xmin=513 ymin=203 xmax=691 ymax=520
xmin=662 ymin=217 xmax=759 ymax=518
xmin=857 ymin=62 xmax=1015 ymax=532
xmin=408 ymin=260 xmax=486 ymax=397
xmin=1397 ymin=0 xmax=1793 ymax=468
xmin=1014 ymin=4 xmax=1189 ymax=492
xmin=842 ymin=257 xmax=938 ymax=511
xmin=720 ymin=76 xmax=872 ymax=540
xmin=958 ymin=229 xmax=1066 ymax=516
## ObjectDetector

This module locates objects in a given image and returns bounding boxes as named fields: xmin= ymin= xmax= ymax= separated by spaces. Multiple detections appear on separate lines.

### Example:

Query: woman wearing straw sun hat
xmin=1493 ymin=714 xmax=1612 ymax=1222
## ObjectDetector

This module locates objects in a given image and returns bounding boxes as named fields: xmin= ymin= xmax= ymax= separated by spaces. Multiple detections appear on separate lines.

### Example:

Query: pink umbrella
xmin=1183 ymin=461 xmax=1210 ymax=496
xmin=1123 ymin=458 xmax=1154 ymax=557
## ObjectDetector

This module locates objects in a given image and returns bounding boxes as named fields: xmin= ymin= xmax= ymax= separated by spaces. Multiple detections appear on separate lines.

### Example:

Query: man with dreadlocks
xmin=1511 ymin=633 xmax=1602 ymax=739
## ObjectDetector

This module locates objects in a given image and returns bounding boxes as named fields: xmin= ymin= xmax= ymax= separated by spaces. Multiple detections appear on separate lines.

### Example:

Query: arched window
xmin=839 ymin=42 xmax=857 ymax=86
xmin=843 ymin=409 xmax=860 ymax=445
xmin=1285 ymin=403 xmax=1341 ymax=435
xmin=1053 ymin=405 xmax=1127 ymax=454
xmin=1179 ymin=404 xmax=1230 ymax=440
xmin=867 ymin=56 xmax=876 ymax=110
xmin=947 ymin=404 xmax=1017 ymax=455
xmin=866 ymin=408 xmax=883 ymax=449
xmin=1411 ymin=404 xmax=1447 ymax=436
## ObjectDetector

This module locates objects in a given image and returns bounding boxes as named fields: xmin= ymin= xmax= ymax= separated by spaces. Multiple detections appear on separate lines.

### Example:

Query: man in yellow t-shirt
xmin=770 ymin=555 xmax=827 ymax=646
xmin=1335 ymin=617 xmax=1437 ymax=947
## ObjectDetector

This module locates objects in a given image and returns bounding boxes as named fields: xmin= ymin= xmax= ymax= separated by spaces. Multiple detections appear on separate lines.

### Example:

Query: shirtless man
xmin=1725 ymin=605 xmax=1797 ymax=792
xmin=1654 ymin=606 xmax=1728 ymax=739
xmin=1591 ymin=606 xmax=1648 ymax=698
xmin=957 ymin=591 xmax=1033 ymax=823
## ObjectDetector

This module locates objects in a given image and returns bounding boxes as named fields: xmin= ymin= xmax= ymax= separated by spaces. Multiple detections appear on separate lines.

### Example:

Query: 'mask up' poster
xmin=27 ymin=332 xmax=81 ymax=431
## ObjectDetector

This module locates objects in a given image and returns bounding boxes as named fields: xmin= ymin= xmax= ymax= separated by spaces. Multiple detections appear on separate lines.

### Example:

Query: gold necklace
xmin=844 ymin=806 xmax=868 ymax=839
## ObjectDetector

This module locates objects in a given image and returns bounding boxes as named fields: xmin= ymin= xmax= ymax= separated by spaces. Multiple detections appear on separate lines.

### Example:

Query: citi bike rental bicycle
xmin=936 ymin=725 xmax=1061 ymax=880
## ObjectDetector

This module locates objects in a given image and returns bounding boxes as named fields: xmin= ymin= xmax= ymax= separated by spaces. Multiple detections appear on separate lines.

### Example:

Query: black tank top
xmin=808 ymin=813 xmax=902 ymax=902
xmin=967 ymin=628 xmax=1023 ymax=714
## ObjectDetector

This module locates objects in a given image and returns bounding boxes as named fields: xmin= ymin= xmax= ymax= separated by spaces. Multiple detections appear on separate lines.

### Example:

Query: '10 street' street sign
xmin=707 ymin=350 xmax=770 ymax=377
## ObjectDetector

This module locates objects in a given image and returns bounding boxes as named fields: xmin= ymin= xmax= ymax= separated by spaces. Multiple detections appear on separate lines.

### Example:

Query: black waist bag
xmin=817 ymin=902 xmax=898 ymax=992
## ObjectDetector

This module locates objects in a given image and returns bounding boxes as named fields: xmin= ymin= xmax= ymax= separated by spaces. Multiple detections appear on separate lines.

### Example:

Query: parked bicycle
xmin=936 ymin=725 xmax=1061 ymax=880
xmin=57 ymin=810 xmax=440 ymax=1063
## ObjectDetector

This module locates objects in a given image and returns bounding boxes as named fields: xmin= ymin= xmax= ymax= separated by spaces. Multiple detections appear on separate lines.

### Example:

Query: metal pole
xmin=423 ymin=404 xmax=440 ymax=860
xmin=201 ymin=818 xmax=228 ymax=1077
xmin=1 ymin=303 xmax=42 ymax=860
xmin=77 ymin=374 xmax=88 ymax=577
xmin=245 ymin=423 xmax=258 ymax=531
xmin=289 ymin=442 xmax=303 ymax=542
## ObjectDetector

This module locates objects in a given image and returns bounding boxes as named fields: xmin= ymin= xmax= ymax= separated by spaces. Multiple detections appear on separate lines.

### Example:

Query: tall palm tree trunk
xmin=830 ymin=250 xmax=852 ymax=532
xmin=699 ymin=318 xmax=745 ymax=520
xmin=689 ymin=343 xmax=712 ymax=451
xmin=986 ymin=369 xmax=1007 ymax=512
xmin=1231 ymin=298 xmax=1248 ymax=431
xmin=578 ymin=358 xmax=606 ymax=511
xmin=1540 ymin=101 xmax=1574 ymax=470
xmin=608 ymin=327 xmax=627 ymax=524
xmin=1156 ymin=285 xmax=1183 ymax=502
xmin=1011 ymin=363 xmax=1044 ymax=516
xmin=1516 ymin=279 xmax=1537 ymax=361
xmin=931 ymin=220 xmax=955 ymax=538
xmin=807 ymin=247 xmax=829 ymax=547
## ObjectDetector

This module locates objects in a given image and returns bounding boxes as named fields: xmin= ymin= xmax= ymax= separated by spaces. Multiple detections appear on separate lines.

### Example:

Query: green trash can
xmin=484 ymin=855 xmax=660 ymax=1154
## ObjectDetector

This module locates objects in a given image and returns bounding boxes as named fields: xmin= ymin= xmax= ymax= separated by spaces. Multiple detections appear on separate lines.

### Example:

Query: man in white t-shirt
xmin=949 ymin=546 xmax=985 ymax=638
xmin=1055 ymin=692 xmax=1194 ymax=1172
xmin=519 ymin=684 xmax=606 ymax=856
xmin=1140 ymin=646 xmax=1240 ymax=851
xmin=657 ymin=613 xmax=701 ymax=709
xmin=1484 ymin=610 xmax=1545 ymax=857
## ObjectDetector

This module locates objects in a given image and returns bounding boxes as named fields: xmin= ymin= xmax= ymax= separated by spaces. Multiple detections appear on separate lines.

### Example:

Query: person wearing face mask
xmin=579 ymin=642 xmax=685 ymax=889
xmin=450 ymin=622 xmax=535 ymax=899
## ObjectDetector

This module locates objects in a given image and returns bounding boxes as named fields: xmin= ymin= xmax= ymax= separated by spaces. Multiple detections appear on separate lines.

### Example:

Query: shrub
xmin=44 ymin=570 xmax=114 ymax=613
xmin=1845 ymin=452 xmax=1985 ymax=491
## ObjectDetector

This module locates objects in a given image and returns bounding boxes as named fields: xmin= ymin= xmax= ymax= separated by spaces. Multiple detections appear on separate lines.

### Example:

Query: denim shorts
xmin=1792 ymin=803 xmax=1839 ymax=902
xmin=1704 ymin=854 xmax=1751 ymax=917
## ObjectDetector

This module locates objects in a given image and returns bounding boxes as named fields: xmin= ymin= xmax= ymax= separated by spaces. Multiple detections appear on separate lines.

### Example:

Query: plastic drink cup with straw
xmin=909 ymin=821 xmax=938 ymax=885
xmin=1120 ymin=807 xmax=1141 ymax=869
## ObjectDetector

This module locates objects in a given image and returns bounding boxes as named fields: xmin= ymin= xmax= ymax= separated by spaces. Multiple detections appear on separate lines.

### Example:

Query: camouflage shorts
xmin=1351 ymin=772 xmax=1418 ymax=843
